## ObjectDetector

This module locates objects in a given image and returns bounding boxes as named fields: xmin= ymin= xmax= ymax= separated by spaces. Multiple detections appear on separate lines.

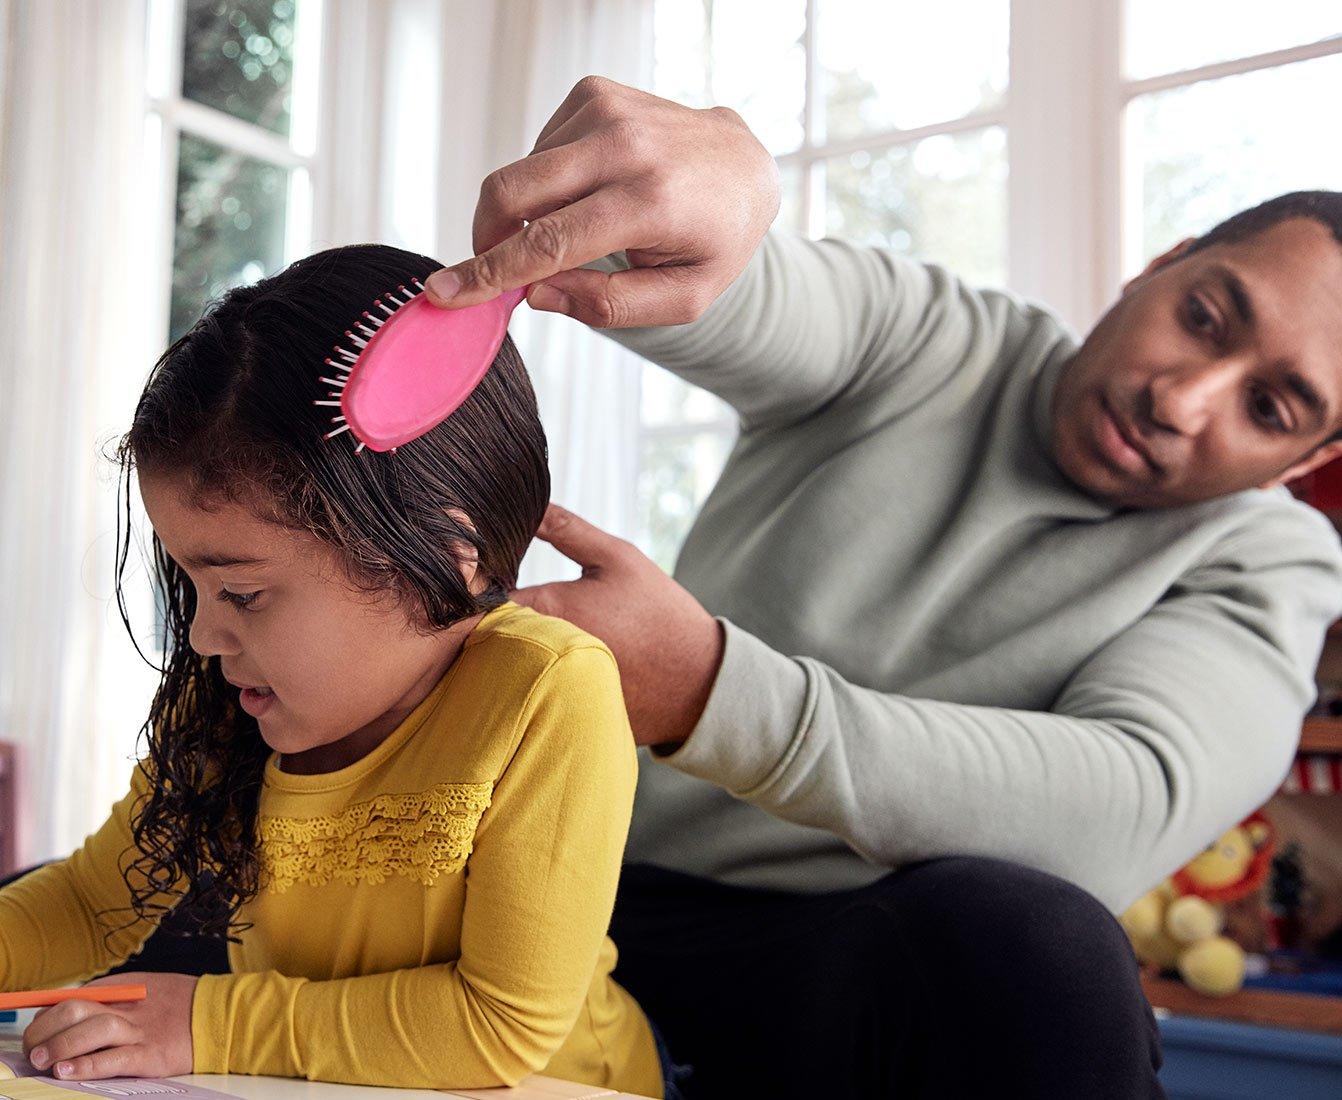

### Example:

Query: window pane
xmin=654 ymin=0 xmax=806 ymax=155
xmin=182 ymin=0 xmax=298 ymax=136
xmin=819 ymin=0 xmax=1008 ymax=140
xmin=1126 ymin=1 xmax=1341 ymax=79
xmin=777 ymin=162 xmax=805 ymax=232
xmin=636 ymin=430 xmax=735 ymax=572
xmin=171 ymin=133 xmax=289 ymax=340
xmin=824 ymin=127 xmax=1008 ymax=287
xmin=1130 ymin=54 xmax=1342 ymax=268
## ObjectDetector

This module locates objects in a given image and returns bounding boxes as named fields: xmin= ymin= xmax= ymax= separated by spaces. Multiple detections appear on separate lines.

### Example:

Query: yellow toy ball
xmin=1178 ymin=936 xmax=1246 ymax=997
xmin=1120 ymin=892 xmax=1163 ymax=941
xmin=1166 ymin=895 xmax=1224 ymax=945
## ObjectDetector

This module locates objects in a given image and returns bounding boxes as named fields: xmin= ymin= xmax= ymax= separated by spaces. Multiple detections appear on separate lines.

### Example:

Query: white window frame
xmin=640 ymin=0 xmax=1342 ymax=564
xmin=136 ymin=0 xmax=326 ymax=642
xmin=1011 ymin=0 xmax=1342 ymax=334
xmin=142 ymin=0 xmax=325 ymax=346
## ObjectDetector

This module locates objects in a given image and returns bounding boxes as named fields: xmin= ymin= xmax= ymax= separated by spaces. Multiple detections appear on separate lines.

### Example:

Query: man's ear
xmin=1122 ymin=236 xmax=1198 ymax=295
xmin=1259 ymin=439 xmax=1342 ymax=490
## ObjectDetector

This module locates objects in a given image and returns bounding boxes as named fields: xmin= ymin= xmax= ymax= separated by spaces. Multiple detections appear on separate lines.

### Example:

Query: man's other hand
xmin=512 ymin=505 xmax=725 ymax=748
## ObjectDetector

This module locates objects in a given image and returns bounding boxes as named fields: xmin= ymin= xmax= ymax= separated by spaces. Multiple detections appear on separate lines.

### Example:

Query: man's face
xmin=1051 ymin=218 xmax=1342 ymax=509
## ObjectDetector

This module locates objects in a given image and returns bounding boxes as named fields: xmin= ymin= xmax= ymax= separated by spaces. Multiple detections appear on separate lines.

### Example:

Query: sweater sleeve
xmin=595 ymin=231 xmax=997 ymax=432
xmin=191 ymin=645 xmax=638 ymax=1089
xmin=653 ymin=505 xmax=1342 ymax=913
xmin=0 ymin=763 xmax=165 ymax=987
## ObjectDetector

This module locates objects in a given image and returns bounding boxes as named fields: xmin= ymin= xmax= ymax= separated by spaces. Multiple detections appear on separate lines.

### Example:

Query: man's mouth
xmin=1098 ymin=396 xmax=1162 ymax=477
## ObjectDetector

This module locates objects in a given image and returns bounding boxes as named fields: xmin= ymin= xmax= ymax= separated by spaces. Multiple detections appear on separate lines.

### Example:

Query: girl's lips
xmin=238 ymin=685 xmax=277 ymax=718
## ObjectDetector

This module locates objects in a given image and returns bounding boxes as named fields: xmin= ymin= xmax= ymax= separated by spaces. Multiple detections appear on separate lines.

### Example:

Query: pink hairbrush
xmin=315 ymin=281 xmax=527 ymax=453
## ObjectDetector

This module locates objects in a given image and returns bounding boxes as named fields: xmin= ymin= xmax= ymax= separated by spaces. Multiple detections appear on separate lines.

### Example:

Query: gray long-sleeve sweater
xmin=598 ymin=232 xmax=1342 ymax=912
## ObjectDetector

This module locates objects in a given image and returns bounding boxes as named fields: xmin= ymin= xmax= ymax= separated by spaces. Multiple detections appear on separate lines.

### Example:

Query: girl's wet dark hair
xmin=112 ymin=243 xmax=549 ymax=939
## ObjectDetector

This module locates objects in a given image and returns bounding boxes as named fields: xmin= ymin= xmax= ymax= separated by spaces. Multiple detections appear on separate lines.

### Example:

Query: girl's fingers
xmin=31 ymin=1013 xmax=137 ymax=1072
xmin=50 ymin=1043 xmax=141 ymax=1082
xmin=24 ymin=1000 xmax=108 ymax=1053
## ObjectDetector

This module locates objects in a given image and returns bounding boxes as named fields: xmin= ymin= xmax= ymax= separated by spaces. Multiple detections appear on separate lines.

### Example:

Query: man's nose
xmin=1148 ymin=361 xmax=1239 ymax=436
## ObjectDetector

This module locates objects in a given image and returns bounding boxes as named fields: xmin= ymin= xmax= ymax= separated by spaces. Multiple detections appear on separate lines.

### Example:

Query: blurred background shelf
xmin=1142 ymin=973 xmax=1342 ymax=1036
xmin=1301 ymin=718 xmax=1342 ymax=755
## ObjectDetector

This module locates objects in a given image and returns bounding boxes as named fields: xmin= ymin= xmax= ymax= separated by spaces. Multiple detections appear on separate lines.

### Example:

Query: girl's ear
xmin=445 ymin=508 xmax=486 ymax=595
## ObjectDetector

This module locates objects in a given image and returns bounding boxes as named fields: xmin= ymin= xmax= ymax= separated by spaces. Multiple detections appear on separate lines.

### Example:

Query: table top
xmin=1 ymin=1018 xmax=654 ymax=1100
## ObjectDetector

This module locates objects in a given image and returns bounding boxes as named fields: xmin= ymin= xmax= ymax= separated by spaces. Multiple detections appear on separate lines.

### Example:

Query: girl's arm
xmin=0 ymin=763 xmax=165 ymax=987
xmin=191 ymin=644 xmax=638 ymax=1089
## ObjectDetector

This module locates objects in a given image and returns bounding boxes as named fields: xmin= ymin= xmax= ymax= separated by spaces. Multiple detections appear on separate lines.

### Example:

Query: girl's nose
xmin=189 ymin=604 xmax=241 ymax=658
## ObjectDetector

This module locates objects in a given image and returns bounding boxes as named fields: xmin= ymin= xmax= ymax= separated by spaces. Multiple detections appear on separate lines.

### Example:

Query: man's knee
xmin=887 ymin=857 xmax=1140 ymax=985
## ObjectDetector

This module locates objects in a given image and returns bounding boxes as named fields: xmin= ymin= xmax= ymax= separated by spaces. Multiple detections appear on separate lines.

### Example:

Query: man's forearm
xmin=656 ymin=614 xmax=1310 ymax=914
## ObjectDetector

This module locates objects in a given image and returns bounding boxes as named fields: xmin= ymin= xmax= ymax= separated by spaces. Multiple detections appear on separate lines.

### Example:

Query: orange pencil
xmin=0 ymin=985 xmax=147 ymax=1011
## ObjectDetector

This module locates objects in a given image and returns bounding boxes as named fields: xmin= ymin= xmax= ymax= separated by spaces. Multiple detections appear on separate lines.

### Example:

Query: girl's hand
xmin=22 ymin=972 xmax=197 ymax=1081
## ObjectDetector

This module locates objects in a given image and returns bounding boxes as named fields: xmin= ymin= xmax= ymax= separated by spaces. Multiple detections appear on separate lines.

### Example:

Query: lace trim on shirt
xmin=257 ymin=781 xmax=493 ymax=892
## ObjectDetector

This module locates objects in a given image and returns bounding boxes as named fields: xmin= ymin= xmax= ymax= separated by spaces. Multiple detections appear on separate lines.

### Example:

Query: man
xmin=425 ymin=79 xmax=1342 ymax=1097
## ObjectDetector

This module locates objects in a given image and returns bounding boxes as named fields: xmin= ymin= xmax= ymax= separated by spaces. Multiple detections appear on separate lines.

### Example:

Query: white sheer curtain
xmin=0 ymin=0 xmax=653 ymax=857
xmin=317 ymin=0 xmax=654 ymax=584
xmin=0 ymin=0 xmax=160 ymax=862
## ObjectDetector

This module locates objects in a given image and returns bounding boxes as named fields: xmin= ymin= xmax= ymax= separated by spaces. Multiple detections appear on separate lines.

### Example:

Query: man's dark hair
xmin=1187 ymin=190 xmax=1342 ymax=257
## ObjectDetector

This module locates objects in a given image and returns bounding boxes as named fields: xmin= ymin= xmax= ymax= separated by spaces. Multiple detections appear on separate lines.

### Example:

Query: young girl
xmin=0 ymin=245 xmax=667 ymax=1097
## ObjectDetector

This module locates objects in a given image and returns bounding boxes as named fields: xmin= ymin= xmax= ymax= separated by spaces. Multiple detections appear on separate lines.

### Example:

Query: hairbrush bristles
xmin=314 ymin=279 xmax=427 ymax=452
xmin=314 ymin=278 xmax=526 ymax=454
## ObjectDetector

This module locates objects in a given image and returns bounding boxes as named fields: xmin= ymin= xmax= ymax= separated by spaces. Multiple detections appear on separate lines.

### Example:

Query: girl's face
xmin=140 ymin=471 xmax=479 ymax=773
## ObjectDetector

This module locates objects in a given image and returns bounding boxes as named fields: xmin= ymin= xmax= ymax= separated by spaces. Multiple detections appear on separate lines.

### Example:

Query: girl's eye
xmin=217 ymin=588 xmax=261 ymax=612
xmin=1250 ymin=388 xmax=1287 ymax=432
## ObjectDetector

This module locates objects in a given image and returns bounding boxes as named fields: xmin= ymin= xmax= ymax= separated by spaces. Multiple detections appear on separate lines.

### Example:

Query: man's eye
xmin=1250 ymin=389 xmax=1287 ymax=432
xmin=1187 ymin=295 xmax=1217 ymax=336
xmin=217 ymin=588 xmax=261 ymax=612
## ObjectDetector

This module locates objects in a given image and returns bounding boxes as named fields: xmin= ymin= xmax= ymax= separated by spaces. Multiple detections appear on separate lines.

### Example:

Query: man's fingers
xmin=529 ymin=74 xmax=621 ymax=152
xmin=533 ymin=504 xmax=634 ymax=569
xmin=528 ymin=264 xmax=717 ymax=329
xmin=509 ymin=581 xmax=569 ymax=619
xmin=528 ymin=98 xmax=605 ymax=158
xmin=428 ymin=191 xmax=641 ymax=310
xmin=470 ymin=137 xmax=609 ymax=257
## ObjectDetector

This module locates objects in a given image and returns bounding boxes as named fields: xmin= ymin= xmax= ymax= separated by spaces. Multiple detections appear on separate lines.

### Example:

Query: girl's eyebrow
xmin=181 ymin=552 xmax=270 ymax=570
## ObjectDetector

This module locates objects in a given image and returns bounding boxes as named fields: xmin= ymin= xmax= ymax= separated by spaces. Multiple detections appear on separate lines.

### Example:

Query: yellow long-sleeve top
xmin=0 ymin=603 xmax=663 ymax=1096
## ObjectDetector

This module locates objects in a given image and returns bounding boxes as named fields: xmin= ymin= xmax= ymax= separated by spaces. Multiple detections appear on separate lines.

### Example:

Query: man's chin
xmin=1052 ymin=426 xmax=1121 ymax=501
